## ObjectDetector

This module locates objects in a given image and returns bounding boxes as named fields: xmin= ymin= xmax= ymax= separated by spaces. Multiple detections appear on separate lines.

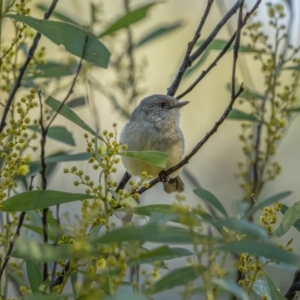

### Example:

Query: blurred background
xmin=1 ymin=0 xmax=300 ymax=298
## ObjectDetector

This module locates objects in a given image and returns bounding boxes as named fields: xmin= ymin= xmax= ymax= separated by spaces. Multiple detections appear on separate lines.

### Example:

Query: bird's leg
xmin=159 ymin=171 xmax=170 ymax=184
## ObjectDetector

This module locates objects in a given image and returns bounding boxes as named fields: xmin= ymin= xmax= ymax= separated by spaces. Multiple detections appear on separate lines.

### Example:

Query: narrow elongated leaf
xmin=285 ymin=107 xmax=300 ymax=112
xmin=94 ymin=223 xmax=221 ymax=245
xmin=67 ymin=96 xmax=86 ymax=108
xmin=36 ymin=3 xmax=80 ymax=26
xmin=27 ymin=125 xmax=75 ymax=146
xmin=119 ymin=151 xmax=168 ymax=168
xmin=215 ymin=241 xmax=300 ymax=267
xmin=281 ymin=204 xmax=300 ymax=232
xmin=212 ymin=278 xmax=249 ymax=300
xmin=227 ymin=83 xmax=264 ymax=100
xmin=2 ymin=190 xmax=93 ymax=212
xmin=244 ymin=191 xmax=292 ymax=219
xmin=48 ymin=126 xmax=75 ymax=146
xmin=273 ymin=201 xmax=300 ymax=237
xmin=99 ymin=3 xmax=157 ymax=37
xmin=263 ymin=271 xmax=286 ymax=300
xmin=45 ymin=97 xmax=105 ymax=141
xmin=184 ymin=39 xmax=253 ymax=78
xmin=227 ymin=109 xmax=259 ymax=122
xmin=253 ymin=280 xmax=271 ymax=298
xmin=30 ymin=152 xmax=91 ymax=166
xmin=24 ymin=224 xmax=64 ymax=241
xmin=128 ymin=245 xmax=193 ymax=267
xmin=26 ymin=296 xmax=68 ymax=300
xmin=26 ymin=63 xmax=75 ymax=78
xmin=13 ymin=239 xmax=97 ymax=261
xmin=6 ymin=15 xmax=110 ymax=68
xmin=194 ymin=188 xmax=228 ymax=217
xmin=147 ymin=265 xmax=203 ymax=294
xmin=26 ymin=260 xmax=42 ymax=294
xmin=103 ymin=285 xmax=149 ymax=300
xmin=205 ymin=218 xmax=268 ymax=239
xmin=135 ymin=21 xmax=184 ymax=48
xmin=283 ymin=65 xmax=300 ymax=71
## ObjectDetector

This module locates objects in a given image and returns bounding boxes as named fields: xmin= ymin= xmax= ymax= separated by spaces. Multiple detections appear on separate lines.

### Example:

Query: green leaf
xmin=67 ymin=96 xmax=86 ymax=108
xmin=27 ymin=125 xmax=75 ymax=146
xmin=6 ymin=14 xmax=110 ymax=68
xmin=147 ymin=265 xmax=203 ymax=294
xmin=103 ymin=285 xmax=150 ymax=300
xmin=119 ymin=151 xmax=168 ymax=168
xmin=227 ymin=109 xmax=259 ymax=122
xmin=205 ymin=218 xmax=268 ymax=240
xmin=30 ymin=152 xmax=91 ymax=166
xmin=263 ymin=271 xmax=286 ymax=300
xmin=13 ymin=239 xmax=96 ymax=261
xmin=212 ymin=278 xmax=249 ymax=300
xmin=283 ymin=65 xmax=300 ymax=71
xmin=184 ymin=39 xmax=253 ymax=78
xmin=26 ymin=62 xmax=75 ymax=78
xmin=45 ymin=96 xmax=105 ymax=141
xmin=215 ymin=241 xmax=300 ymax=267
xmin=135 ymin=21 xmax=184 ymax=48
xmin=99 ymin=3 xmax=158 ymax=37
xmin=26 ymin=260 xmax=42 ymax=294
xmin=281 ymin=204 xmax=300 ymax=232
xmin=94 ymin=223 xmax=220 ymax=245
xmin=244 ymin=191 xmax=292 ymax=219
xmin=253 ymin=280 xmax=271 ymax=298
xmin=128 ymin=245 xmax=192 ymax=267
xmin=285 ymin=107 xmax=300 ymax=112
xmin=2 ymin=190 xmax=93 ymax=212
xmin=36 ymin=3 xmax=80 ymax=26
xmin=47 ymin=126 xmax=75 ymax=146
xmin=194 ymin=188 xmax=228 ymax=217
xmin=26 ymin=296 xmax=68 ymax=300
xmin=273 ymin=201 xmax=300 ymax=237
xmin=227 ymin=83 xmax=264 ymax=100
xmin=24 ymin=224 xmax=64 ymax=241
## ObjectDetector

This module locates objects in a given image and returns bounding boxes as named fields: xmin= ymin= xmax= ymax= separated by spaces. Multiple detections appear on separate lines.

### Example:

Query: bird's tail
xmin=163 ymin=176 xmax=184 ymax=193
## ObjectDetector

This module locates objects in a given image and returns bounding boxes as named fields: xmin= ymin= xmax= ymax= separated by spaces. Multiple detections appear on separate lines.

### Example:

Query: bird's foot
xmin=159 ymin=171 xmax=170 ymax=184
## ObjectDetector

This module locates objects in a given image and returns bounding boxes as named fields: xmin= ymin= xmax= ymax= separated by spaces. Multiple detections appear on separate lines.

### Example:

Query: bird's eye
xmin=159 ymin=102 xmax=166 ymax=108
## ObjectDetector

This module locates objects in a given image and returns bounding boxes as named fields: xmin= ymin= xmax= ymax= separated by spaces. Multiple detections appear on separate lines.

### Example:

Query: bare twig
xmin=0 ymin=176 xmax=35 ymax=281
xmin=177 ymin=0 xmax=262 ymax=99
xmin=167 ymin=0 xmax=214 ymax=96
xmin=38 ymin=90 xmax=49 ymax=281
xmin=0 ymin=0 xmax=59 ymax=133
xmin=285 ymin=270 xmax=300 ymax=300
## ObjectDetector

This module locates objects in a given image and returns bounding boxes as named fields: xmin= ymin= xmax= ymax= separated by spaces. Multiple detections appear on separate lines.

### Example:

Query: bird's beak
xmin=170 ymin=101 xmax=189 ymax=109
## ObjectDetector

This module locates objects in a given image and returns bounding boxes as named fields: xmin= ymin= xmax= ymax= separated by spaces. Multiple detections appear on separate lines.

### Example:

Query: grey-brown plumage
xmin=120 ymin=94 xmax=188 ymax=193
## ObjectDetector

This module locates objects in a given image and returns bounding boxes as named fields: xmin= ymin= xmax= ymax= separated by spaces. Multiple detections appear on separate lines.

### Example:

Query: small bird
xmin=120 ymin=94 xmax=189 ymax=193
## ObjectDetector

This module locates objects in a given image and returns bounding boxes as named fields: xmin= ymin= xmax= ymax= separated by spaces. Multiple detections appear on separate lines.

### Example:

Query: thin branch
xmin=0 ymin=0 xmax=59 ymax=133
xmin=189 ymin=0 xmax=239 ymax=65
xmin=46 ymin=35 xmax=89 ymax=130
xmin=38 ymin=90 xmax=49 ymax=281
xmin=177 ymin=0 xmax=262 ymax=100
xmin=167 ymin=0 xmax=214 ymax=96
xmin=285 ymin=270 xmax=300 ymax=300
xmin=0 ymin=175 xmax=35 ymax=281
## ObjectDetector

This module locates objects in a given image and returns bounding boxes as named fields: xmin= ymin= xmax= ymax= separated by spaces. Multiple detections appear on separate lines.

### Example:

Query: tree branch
xmin=177 ymin=0 xmax=262 ymax=99
xmin=0 ymin=176 xmax=35 ymax=281
xmin=167 ymin=0 xmax=214 ymax=96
